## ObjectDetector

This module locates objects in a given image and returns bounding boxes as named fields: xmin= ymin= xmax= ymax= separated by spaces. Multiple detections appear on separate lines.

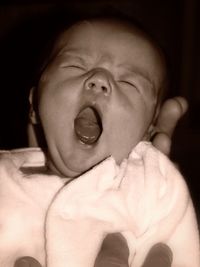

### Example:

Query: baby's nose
xmin=85 ymin=70 xmax=111 ymax=96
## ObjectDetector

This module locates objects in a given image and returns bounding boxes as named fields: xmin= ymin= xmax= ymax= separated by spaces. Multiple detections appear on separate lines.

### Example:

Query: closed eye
xmin=62 ymin=65 xmax=85 ymax=70
xmin=119 ymin=80 xmax=139 ymax=91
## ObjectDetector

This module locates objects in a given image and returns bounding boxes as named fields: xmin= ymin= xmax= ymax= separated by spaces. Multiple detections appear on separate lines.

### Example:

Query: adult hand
xmin=152 ymin=96 xmax=188 ymax=155
xmin=14 ymin=239 xmax=173 ymax=267
xmin=94 ymin=234 xmax=173 ymax=267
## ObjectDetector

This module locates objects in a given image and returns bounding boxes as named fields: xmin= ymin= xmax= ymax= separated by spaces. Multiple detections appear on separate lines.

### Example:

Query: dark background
xmin=0 ymin=0 xmax=199 ymax=220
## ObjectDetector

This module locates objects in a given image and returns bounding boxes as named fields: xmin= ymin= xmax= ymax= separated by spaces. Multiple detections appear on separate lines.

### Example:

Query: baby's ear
xmin=143 ymin=104 xmax=161 ymax=141
xmin=143 ymin=124 xmax=156 ymax=141
xmin=28 ymin=87 xmax=40 ymax=147
xmin=29 ymin=87 xmax=39 ymax=124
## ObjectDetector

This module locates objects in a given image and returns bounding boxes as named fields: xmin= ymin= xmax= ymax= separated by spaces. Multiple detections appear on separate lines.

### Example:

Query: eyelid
xmin=61 ymin=64 xmax=85 ymax=70
xmin=119 ymin=80 xmax=139 ymax=92
xmin=59 ymin=54 xmax=86 ymax=70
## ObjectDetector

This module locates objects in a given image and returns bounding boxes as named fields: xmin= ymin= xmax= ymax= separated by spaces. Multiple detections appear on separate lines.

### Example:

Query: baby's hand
xmin=152 ymin=97 xmax=188 ymax=155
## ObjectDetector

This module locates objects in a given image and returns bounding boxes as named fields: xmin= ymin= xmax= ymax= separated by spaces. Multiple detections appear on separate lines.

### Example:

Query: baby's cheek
xmin=107 ymin=122 xmax=148 ymax=164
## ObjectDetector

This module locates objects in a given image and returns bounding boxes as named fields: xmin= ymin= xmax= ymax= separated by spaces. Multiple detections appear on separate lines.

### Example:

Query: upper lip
xmin=76 ymin=101 xmax=103 ymax=124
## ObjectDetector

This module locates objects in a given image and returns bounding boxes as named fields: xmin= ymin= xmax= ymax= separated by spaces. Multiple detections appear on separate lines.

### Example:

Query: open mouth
xmin=74 ymin=106 xmax=103 ymax=145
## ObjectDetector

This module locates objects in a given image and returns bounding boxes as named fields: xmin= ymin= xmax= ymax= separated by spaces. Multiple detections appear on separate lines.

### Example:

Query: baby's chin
xmin=46 ymin=139 xmax=111 ymax=179
xmin=47 ymin=159 xmax=84 ymax=178
xmin=46 ymin=124 xmax=137 ymax=178
xmin=47 ymin=155 xmax=107 ymax=179
xmin=46 ymin=139 xmax=132 ymax=179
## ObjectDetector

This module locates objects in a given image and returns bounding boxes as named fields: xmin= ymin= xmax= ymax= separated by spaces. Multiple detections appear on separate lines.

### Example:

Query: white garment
xmin=0 ymin=142 xmax=199 ymax=267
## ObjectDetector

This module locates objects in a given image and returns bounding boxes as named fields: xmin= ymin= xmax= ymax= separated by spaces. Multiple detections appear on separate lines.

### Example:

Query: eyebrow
xmin=60 ymin=48 xmax=92 ymax=59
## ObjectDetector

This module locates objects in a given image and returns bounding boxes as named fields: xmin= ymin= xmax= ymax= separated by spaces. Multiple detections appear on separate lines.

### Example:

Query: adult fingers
xmin=94 ymin=233 xmax=129 ymax=267
xmin=140 ymin=243 xmax=173 ymax=267
xmin=152 ymin=132 xmax=172 ymax=155
xmin=156 ymin=97 xmax=188 ymax=137
xmin=152 ymin=97 xmax=188 ymax=155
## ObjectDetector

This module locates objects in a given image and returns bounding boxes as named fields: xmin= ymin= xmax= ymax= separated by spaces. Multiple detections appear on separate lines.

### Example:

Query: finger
xmin=94 ymin=233 xmax=129 ymax=267
xmin=152 ymin=97 xmax=188 ymax=155
xmin=152 ymin=132 xmax=171 ymax=156
xmin=141 ymin=243 xmax=173 ymax=267
xmin=155 ymin=97 xmax=188 ymax=138
xmin=14 ymin=256 xmax=42 ymax=267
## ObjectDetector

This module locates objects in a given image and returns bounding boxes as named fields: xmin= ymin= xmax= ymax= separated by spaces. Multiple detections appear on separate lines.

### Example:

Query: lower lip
xmin=74 ymin=134 xmax=101 ymax=149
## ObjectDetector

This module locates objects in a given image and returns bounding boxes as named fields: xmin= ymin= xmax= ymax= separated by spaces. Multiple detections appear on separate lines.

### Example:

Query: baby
xmin=31 ymin=17 xmax=167 ymax=178
xmin=0 ymin=17 xmax=199 ymax=267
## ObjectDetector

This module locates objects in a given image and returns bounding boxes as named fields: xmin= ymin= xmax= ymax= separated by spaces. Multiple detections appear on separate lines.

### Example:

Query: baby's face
xmin=37 ymin=20 xmax=165 ymax=177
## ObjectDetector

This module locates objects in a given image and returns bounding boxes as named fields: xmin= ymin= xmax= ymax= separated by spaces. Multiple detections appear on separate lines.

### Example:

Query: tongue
xmin=74 ymin=107 xmax=102 ymax=145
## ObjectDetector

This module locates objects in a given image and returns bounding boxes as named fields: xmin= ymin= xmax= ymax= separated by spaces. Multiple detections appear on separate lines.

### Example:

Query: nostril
xmin=87 ymin=82 xmax=109 ymax=94
xmin=88 ymin=82 xmax=95 ymax=89
xmin=101 ymin=86 xmax=108 ymax=93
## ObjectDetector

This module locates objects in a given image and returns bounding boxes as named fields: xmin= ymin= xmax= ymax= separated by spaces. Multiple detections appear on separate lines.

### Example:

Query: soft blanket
xmin=0 ymin=142 xmax=199 ymax=267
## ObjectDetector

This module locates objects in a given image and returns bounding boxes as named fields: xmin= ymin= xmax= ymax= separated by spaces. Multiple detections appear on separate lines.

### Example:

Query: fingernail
xmin=14 ymin=256 xmax=41 ymax=267
xmin=14 ymin=258 xmax=30 ymax=267
xmin=94 ymin=233 xmax=129 ymax=267
xmin=141 ymin=243 xmax=173 ymax=267
xmin=152 ymin=243 xmax=173 ymax=264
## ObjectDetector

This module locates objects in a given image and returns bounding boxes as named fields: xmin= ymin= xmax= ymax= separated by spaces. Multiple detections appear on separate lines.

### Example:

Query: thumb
xmin=155 ymin=97 xmax=188 ymax=138
xmin=14 ymin=257 xmax=42 ymax=267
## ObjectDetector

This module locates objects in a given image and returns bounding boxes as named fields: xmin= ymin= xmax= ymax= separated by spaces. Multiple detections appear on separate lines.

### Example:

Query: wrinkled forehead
xmin=53 ymin=19 xmax=162 ymax=59
xmin=50 ymin=19 xmax=167 ymax=98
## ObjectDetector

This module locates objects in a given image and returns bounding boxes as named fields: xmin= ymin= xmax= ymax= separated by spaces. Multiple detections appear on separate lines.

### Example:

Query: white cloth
xmin=0 ymin=142 xmax=199 ymax=267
